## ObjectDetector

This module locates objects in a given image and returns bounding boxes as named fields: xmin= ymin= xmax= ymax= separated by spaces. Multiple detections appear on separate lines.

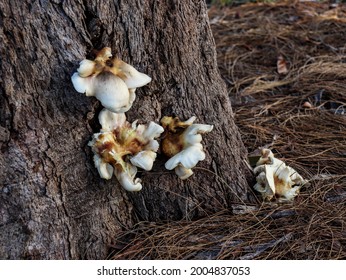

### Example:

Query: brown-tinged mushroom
xmin=89 ymin=109 xmax=163 ymax=191
xmin=71 ymin=47 xmax=151 ymax=113
xmin=161 ymin=116 xmax=213 ymax=180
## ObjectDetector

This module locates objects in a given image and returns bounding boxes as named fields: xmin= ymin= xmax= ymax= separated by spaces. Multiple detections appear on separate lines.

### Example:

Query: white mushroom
xmin=93 ymin=153 xmax=114 ymax=180
xmin=253 ymin=166 xmax=275 ymax=201
xmin=71 ymin=47 xmax=151 ymax=113
xmin=114 ymin=162 xmax=142 ymax=192
xmin=110 ymin=58 xmax=152 ymax=88
xmin=98 ymin=108 xmax=126 ymax=132
xmin=77 ymin=47 xmax=112 ymax=78
xmin=253 ymin=148 xmax=307 ymax=201
xmin=71 ymin=72 xmax=93 ymax=95
xmin=165 ymin=144 xmax=206 ymax=170
xmin=142 ymin=122 xmax=165 ymax=140
xmin=77 ymin=59 xmax=97 ymax=78
xmin=174 ymin=165 xmax=194 ymax=180
xmin=72 ymin=71 xmax=133 ymax=113
xmin=161 ymin=116 xmax=213 ymax=180
xmin=130 ymin=150 xmax=157 ymax=171
xmin=128 ymin=121 xmax=163 ymax=170
xmin=88 ymin=110 xmax=163 ymax=191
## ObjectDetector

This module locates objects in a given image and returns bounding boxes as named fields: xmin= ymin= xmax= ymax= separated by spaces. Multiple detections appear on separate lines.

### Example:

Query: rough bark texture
xmin=0 ymin=0 xmax=253 ymax=259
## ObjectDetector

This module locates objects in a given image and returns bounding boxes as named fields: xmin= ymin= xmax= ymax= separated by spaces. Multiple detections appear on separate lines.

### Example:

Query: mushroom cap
xmin=279 ymin=186 xmax=301 ymax=202
xmin=264 ymin=164 xmax=276 ymax=194
xmin=111 ymin=58 xmax=152 ymax=88
xmin=256 ymin=148 xmax=275 ymax=166
xmin=161 ymin=116 xmax=196 ymax=133
xmin=142 ymin=122 xmax=165 ymax=140
xmin=76 ymin=48 xmax=112 ymax=79
xmin=93 ymin=154 xmax=114 ymax=180
xmin=165 ymin=144 xmax=205 ymax=170
xmin=130 ymin=150 xmax=157 ymax=171
xmin=253 ymin=148 xmax=306 ymax=201
xmin=71 ymin=72 xmax=94 ymax=96
xmin=253 ymin=165 xmax=265 ymax=174
xmin=92 ymin=72 xmax=132 ymax=113
xmin=71 ymin=48 xmax=153 ymax=114
xmin=253 ymin=170 xmax=275 ymax=201
xmin=253 ymin=172 xmax=267 ymax=192
xmin=144 ymin=140 xmax=159 ymax=152
xmin=276 ymin=166 xmax=291 ymax=182
xmin=77 ymin=59 xmax=97 ymax=77
xmin=184 ymin=123 xmax=214 ymax=136
xmin=114 ymin=163 xmax=142 ymax=192
xmin=182 ymin=124 xmax=213 ymax=146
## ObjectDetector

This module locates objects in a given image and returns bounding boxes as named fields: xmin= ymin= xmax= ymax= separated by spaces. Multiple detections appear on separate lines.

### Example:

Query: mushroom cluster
xmin=253 ymin=149 xmax=307 ymax=202
xmin=72 ymin=47 xmax=214 ymax=191
xmin=161 ymin=116 xmax=213 ymax=180
xmin=88 ymin=109 xmax=163 ymax=191
xmin=71 ymin=47 xmax=151 ymax=113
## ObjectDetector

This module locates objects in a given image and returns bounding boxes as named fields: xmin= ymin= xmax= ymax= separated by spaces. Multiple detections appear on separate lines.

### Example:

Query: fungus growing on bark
xmin=71 ymin=47 xmax=151 ymax=113
xmin=253 ymin=149 xmax=307 ymax=202
xmin=89 ymin=109 xmax=163 ymax=191
xmin=161 ymin=116 xmax=213 ymax=180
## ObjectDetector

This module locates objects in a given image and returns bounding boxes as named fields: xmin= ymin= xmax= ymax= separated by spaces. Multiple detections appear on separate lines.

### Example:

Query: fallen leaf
xmin=277 ymin=55 xmax=288 ymax=74
xmin=302 ymin=101 xmax=313 ymax=108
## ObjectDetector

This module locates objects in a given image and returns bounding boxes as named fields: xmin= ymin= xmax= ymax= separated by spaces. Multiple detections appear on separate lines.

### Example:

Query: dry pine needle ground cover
xmin=111 ymin=1 xmax=346 ymax=259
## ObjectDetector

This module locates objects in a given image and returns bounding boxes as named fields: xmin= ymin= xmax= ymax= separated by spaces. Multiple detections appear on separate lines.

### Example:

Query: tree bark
xmin=0 ymin=0 xmax=253 ymax=259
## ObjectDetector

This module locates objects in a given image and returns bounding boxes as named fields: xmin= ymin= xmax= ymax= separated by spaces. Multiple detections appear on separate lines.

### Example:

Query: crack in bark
xmin=82 ymin=0 xmax=105 ymax=50
xmin=57 ymin=176 xmax=73 ymax=259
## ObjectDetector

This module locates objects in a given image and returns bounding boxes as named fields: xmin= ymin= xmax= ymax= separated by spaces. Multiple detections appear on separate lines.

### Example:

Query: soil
xmin=110 ymin=1 xmax=346 ymax=260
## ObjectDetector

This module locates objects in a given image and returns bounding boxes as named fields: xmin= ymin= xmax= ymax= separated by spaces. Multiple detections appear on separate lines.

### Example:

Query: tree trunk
xmin=0 ymin=0 xmax=253 ymax=259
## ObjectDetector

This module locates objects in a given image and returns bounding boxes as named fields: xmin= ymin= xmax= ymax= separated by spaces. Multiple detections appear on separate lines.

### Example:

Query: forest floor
xmin=111 ymin=1 xmax=346 ymax=259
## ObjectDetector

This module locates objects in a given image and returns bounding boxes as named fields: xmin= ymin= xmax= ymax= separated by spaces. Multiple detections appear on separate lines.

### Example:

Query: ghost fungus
xmin=161 ymin=116 xmax=213 ymax=180
xmin=71 ymin=47 xmax=151 ymax=113
xmin=88 ymin=109 xmax=163 ymax=191
xmin=253 ymin=149 xmax=307 ymax=202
